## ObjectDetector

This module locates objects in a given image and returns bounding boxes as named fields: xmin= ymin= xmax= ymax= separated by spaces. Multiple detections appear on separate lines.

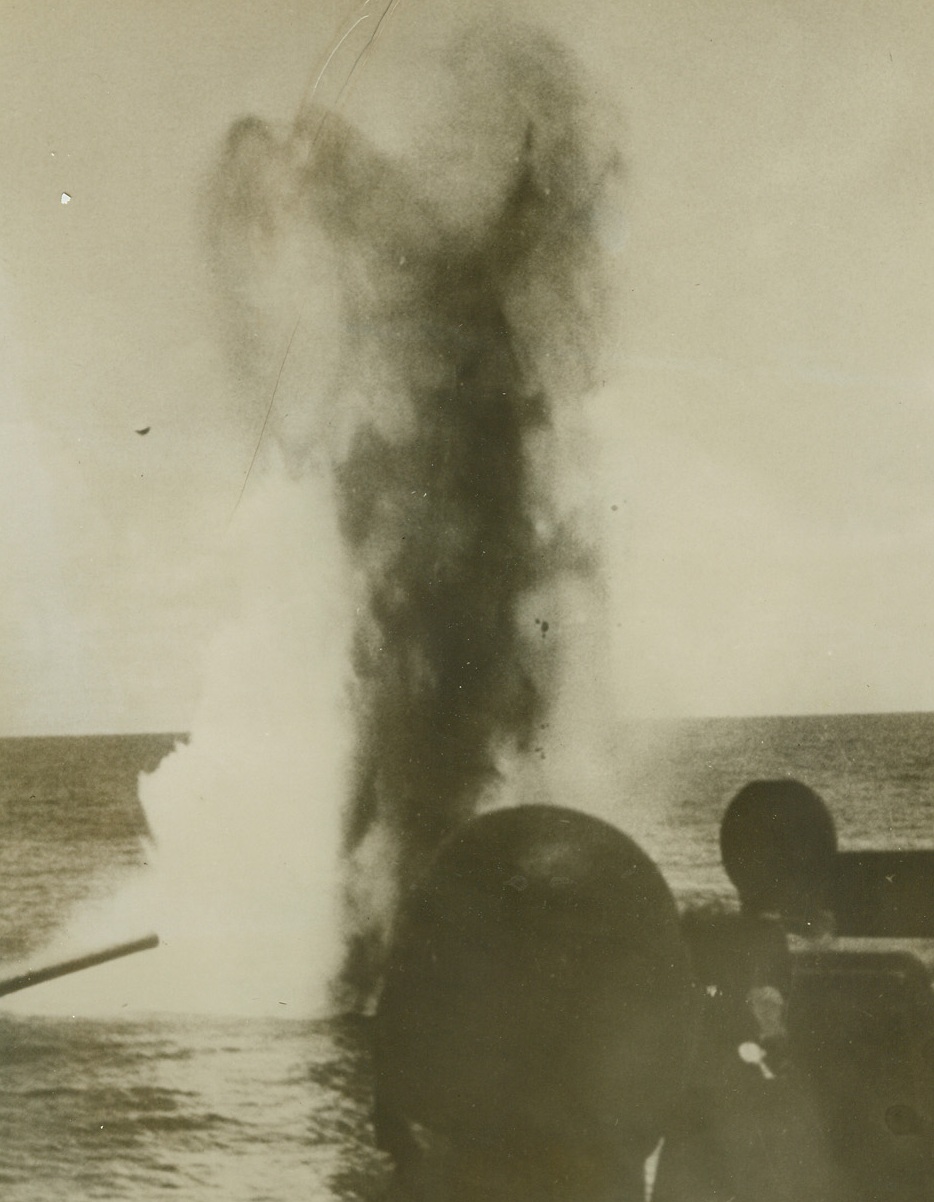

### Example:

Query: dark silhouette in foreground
xmin=375 ymin=805 xmax=697 ymax=1202
xmin=372 ymin=783 xmax=934 ymax=1200
xmin=656 ymin=778 xmax=934 ymax=1202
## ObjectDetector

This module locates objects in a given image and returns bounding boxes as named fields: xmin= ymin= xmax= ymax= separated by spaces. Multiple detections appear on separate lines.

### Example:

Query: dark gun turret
xmin=375 ymin=805 xmax=698 ymax=1202
xmin=665 ymin=780 xmax=934 ymax=1202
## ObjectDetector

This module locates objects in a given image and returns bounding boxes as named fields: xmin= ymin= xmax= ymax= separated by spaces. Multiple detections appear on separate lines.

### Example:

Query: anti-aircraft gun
xmin=663 ymin=780 xmax=934 ymax=1202
xmin=0 ymin=935 xmax=159 ymax=999
xmin=372 ymin=788 xmax=933 ymax=1201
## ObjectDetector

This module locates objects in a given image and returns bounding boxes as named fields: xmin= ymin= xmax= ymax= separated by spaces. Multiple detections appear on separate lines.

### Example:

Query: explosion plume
xmin=208 ymin=21 xmax=619 ymax=1010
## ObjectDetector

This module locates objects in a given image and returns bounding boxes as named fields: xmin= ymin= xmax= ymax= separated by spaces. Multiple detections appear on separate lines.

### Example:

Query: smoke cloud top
xmin=206 ymin=21 xmax=620 ymax=1010
xmin=0 ymin=18 xmax=621 ymax=1022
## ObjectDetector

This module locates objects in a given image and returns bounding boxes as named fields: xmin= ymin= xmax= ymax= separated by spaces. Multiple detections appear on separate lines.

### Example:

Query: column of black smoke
xmin=207 ymin=25 xmax=618 ymax=1013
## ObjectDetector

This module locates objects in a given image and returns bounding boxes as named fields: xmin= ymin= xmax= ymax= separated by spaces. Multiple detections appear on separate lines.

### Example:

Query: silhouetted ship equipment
xmin=0 ymin=934 xmax=159 ymax=998
xmin=668 ymin=780 xmax=934 ymax=1202
xmin=375 ymin=789 xmax=934 ymax=1201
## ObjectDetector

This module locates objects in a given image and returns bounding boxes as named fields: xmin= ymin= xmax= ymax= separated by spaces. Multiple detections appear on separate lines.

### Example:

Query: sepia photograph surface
xmin=0 ymin=1 xmax=932 ymax=1199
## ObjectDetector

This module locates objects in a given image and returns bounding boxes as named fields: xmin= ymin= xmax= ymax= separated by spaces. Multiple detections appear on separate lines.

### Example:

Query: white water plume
xmin=2 ymin=464 xmax=354 ymax=1018
xmin=2 ymin=21 xmax=628 ymax=1019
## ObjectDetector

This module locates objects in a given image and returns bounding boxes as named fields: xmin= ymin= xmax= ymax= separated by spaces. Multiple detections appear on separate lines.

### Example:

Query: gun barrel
xmin=0 ymin=934 xmax=160 ymax=998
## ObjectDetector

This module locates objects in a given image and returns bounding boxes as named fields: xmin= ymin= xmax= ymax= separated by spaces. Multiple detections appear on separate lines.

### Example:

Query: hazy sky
xmin=3 ymin=0 xmax=934 ymax=733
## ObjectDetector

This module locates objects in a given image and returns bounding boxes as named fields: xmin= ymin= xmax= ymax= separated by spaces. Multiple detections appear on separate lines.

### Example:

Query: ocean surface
xmin=0 ymin=714 xmax=932 ymax=1200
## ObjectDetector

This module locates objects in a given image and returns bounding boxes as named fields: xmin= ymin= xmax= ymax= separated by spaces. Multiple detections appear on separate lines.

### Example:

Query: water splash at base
xmin=2 ymin=467 xmax=353 ymax=1018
